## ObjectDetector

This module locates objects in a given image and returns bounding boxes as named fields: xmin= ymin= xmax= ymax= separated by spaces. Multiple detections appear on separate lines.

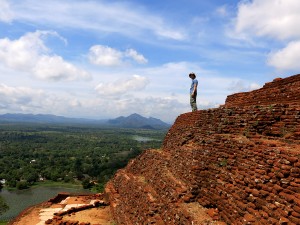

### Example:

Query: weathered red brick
xmin=243 ymin=213 xmax=256 ymax=223
xmin=251 ymin=189 xmax=260 ymax=197
xmin=286 ymin=156 xmax=298 ymax=163
xmin=279 ymin=192 xmax=295 ymax=203
xmin=291 ymin=167 xmax=300 ymax=173
xmin=274 ymin=207 xmax=289 ymax=218
xmin=259 ymin=190 xmax=269 ymax=197
xmin=289 ymin=215 xmax=300 ymax=224
xmin=291 ymin=211 xmax=300 ymax=218
xmin=273 ymin=184 xmax=284 ymax=192
xmin=236 ymin=201 xmax=247 ymax=210
xmin=278 ymin=217 xmax=290 ymax=225
xmin=247 ymin=208 xmax=260 ymax=217
xmin=268 ymin=217 xmax=278 ymax=224
xmin=293 ymin=205 xmax=300 ymax=214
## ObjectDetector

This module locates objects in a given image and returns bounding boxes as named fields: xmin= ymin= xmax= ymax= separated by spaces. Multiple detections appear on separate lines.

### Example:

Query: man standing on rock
xmin=189 ymin=72 xmax=198 ymax=112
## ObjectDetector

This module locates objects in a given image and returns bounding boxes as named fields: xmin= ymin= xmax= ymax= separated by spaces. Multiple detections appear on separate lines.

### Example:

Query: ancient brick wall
xmin=163 ymin=104 xmax=300 ymax=224
xmin=105 ymin=74 xmax=300 ymax=225
xmin=225 ymin=74 xmax=300 ymax=107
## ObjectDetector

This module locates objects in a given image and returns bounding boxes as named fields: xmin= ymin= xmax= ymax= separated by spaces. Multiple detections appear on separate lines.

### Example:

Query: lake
xmin=0 ymin=186 xmax=91 ymax=221
xmin=132 ymin=135 xmax=158 ymax=142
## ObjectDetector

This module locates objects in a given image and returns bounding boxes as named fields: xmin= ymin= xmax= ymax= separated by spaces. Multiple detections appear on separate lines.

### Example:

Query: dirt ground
xmin=11 ymin=205 xmax=44 ymax=225
xmin=10 ymin=194 xmax=114 ymax=225
xmin=184 ymin=202 xmax=226 ymax=225
xmin=62 ymin=206 xmax=114 ymax=224
xmin=11 ymin=205 xmax=114 ymax=225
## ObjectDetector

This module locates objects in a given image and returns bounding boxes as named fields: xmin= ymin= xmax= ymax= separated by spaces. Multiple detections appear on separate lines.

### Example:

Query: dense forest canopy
xmin=0 ymin=123 xmax=166 ymax=192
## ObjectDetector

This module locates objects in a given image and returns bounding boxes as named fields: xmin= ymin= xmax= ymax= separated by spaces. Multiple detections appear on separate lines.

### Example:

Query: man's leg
xmin=190 ymin=95 xmax=197 ymax=112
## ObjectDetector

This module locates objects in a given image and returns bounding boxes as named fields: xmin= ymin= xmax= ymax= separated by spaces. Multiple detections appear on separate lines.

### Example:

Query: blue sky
xmin=0 ymin=0 xmax=299 ymax=123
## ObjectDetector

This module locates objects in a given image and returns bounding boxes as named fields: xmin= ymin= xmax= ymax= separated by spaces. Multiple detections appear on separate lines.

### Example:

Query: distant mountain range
xmin=0 ymin=113 xmax=170 ymax=129
xmin=108 ymin=113 xmax=170 ymax=129
xmin=0 ymin=113 xmax=99 ymax=124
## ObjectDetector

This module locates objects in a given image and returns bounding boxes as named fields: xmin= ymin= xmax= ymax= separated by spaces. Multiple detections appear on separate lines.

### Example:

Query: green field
xmin=0 ymin=123 xmax=166 ymax=191
xmin=0 ymin=123 xmax=167 ymax=220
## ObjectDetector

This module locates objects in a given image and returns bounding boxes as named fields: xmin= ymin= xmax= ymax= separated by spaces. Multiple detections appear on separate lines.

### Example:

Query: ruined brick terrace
xmin=105 ymin=74 xmax=300 ymax=224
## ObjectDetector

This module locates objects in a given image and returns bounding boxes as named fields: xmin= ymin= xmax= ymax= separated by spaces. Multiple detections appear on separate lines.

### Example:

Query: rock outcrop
xmin=105 ymin=74 xmax=300 ymax=224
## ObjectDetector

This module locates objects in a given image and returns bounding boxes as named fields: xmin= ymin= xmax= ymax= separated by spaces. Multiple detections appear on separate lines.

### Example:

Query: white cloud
xmin=227 ymin=80 xmax=261 ymax=93
xmin=0 ymin=83 xmax=44 ymax=110
xmin=0 ymin=0 xmax=13 ymax=22
xmin=267 ymin=41 xmax=300 ymax=71
xmin=233 ymin=0 xmax=300 ymax=72
xmin=125 ymin=49 xmax=148 ymax=64
xmin=0 ymin=83 xmax=86 ymax=116
xmin=154 ymin=28 xmax=185 ymax=41
xmin=81 ymin=95 xmax=187 ymax=123
xmin=0 ymin=59 xmax=261 ymax=122
xmin=114 ymin=96 xmax=186 ymax=122
xmin=0 ymin=31 xmax=46 ymax=70
xmin=88 ymin=45 xmax=148 ymax=66
xmin=215 ymin=5 xmax=229 ymax=17
xmin=10 ymin=0 xmax=186 ymax=41
xmin=33 ymin=55 xmax=90 ymax=81
xmin=235 ymin=0 xmax=300 ymax=40
xmin=95 ymin=75 xmax=149 ymax=96
xmin=1 ymin=0 xmax=278 ymax=122
xmin=0 ymin=30 xmax=91 ymax=81
xmin=88 ymin=45 xmax=122 ymax=66
xmin=249 ymin=83 xmax=261 ymax=91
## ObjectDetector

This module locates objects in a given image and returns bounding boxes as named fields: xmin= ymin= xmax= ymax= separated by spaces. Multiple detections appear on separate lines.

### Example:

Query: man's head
xmin=189 ymin=72 xmax=196 ymax=79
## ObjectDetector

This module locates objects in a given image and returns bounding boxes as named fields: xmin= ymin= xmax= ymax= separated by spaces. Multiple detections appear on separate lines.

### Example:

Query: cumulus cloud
xmin=116 ymin=96 xmax=186 ymax=122
xmin=88 ymin=45 xmax=122 ymax=66
xmin=88 ymin=45 xmax=147 ymax=66
xmin=233 ymin=0 xmax=300 ymax=72
xmin=125 ymin=49 xmax=148 ymax=64
xmin=228 ymin=80 xmax=261 ymax=93
xmin=33 ymin=55 xmax=90 ymax=81
xmin=95 ymin=75 xmax=149 ymax=96
xmin=0 ymin=0 xmax=13 ymax=22
xmin=0 ymin=31 xmax=46 ymax=70
xmin=0 ymin=83 xmax=44 ymax=110
xmin=249 ymin=83 xmax=261 ymax=91
xmin=0 ymin=83 xmax=86 ymax=116
xmin=82 ymin=95 xmax=187 ymax=123
xmin=235 ymin=0 xmax=300 ymax=40
xmin=267 ymin=41 xmax=300 ymax=71
xmin=0 ymin=30 xmax=90 ymax=81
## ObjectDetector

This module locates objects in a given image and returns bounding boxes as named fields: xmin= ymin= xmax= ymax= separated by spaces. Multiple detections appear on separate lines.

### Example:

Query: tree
xmin=95 ymin=182 xmax=105 ymax=192
xmin=82 ymin=178 xmax=93 ymax=189
xmin=23 ymin=170 xmax=39 ymax=184
xmin=6 ymin=179 xmax=16 ymax=188
xmin=0 ymin=196 xmax=9 ymax=215
xmin=73 ymin=158 xmax=82 ymax=173
xmin=16 ymin=181 xmax=29 ymax=190
xmin=49 ymin=170 xmax=61 ymax=182
xmin=63 ymin=176 xmax=72 ymax=183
